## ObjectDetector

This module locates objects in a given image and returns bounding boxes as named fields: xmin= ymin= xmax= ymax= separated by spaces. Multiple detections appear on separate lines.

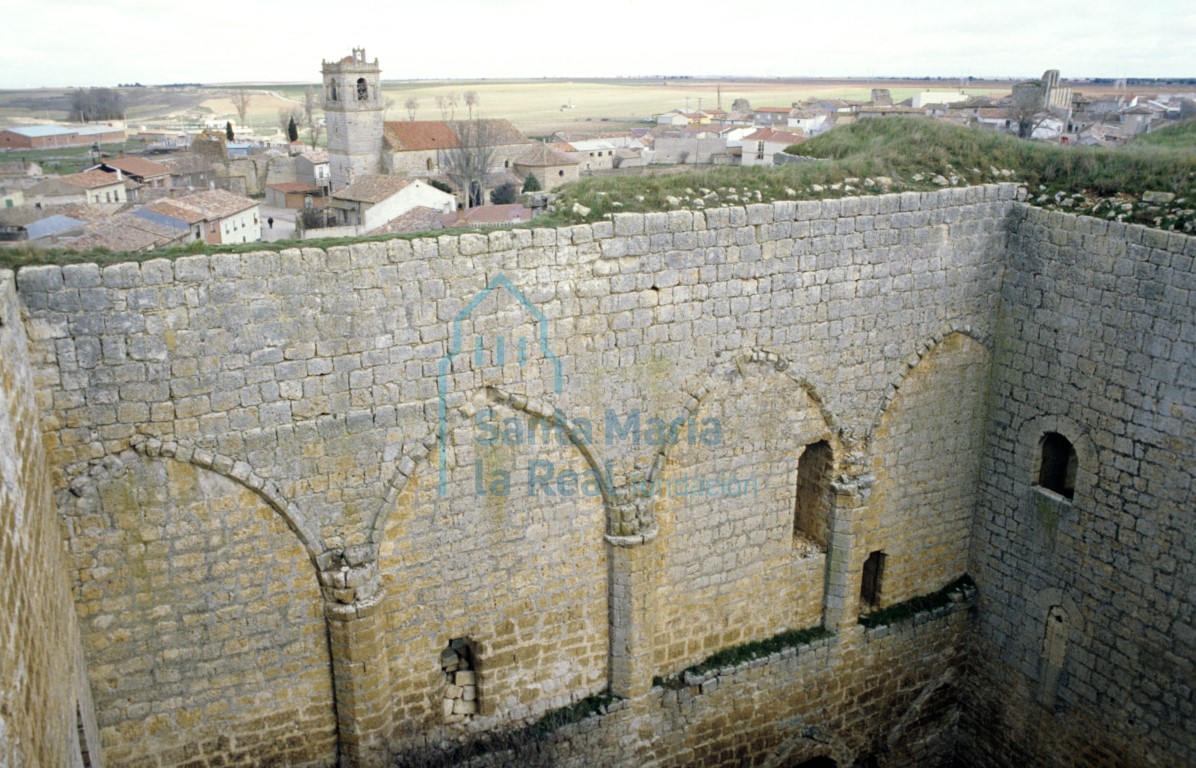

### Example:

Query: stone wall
xmin=9 ymin=184 xmax=1192 ymax=767
xmin=961 ymin=208 xmax=1196 ymax=766
xmin=10 ymin=186 xmax=1014 ymax=766
xmin=0 ymin=270 xmax=96 ymax=767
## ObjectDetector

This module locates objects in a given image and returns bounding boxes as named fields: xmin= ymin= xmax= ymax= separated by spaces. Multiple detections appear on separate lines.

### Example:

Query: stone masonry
xmin=1 ymin=183 xmax=1192 ymax=767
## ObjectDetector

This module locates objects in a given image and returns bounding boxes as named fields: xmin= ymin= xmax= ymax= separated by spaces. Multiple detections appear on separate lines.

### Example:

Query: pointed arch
xmin=132 ymin=437 xmax=323 ymax=569
xmin=60 ymin=448 xmax=337 ymax=767
xmin=865 ymin=324 xmax=992 ymax=444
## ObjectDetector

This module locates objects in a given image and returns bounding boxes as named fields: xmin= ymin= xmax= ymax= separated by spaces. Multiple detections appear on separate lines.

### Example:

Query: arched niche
xmin=60 ymin=452 xmax=336 ymax=768
xmin=378 ymin=397 xmax=608 ymax=735
xmin=867 ymin=331 xmax=991 ymax=608
xmin=652 ymin=364 xmax=835 ymax=677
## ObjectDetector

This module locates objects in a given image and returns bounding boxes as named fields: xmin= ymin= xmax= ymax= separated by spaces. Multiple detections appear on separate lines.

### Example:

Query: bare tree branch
xmin=232 ymin=89 xmax=252 ymax=128
xmin=405 ymin=96 xmax=419 ymax=121
xmin=440 ymin=120 xmax=498 ymax=210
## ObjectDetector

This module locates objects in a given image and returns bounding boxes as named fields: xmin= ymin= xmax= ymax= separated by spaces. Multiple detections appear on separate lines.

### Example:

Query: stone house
xmin=59 ymin=169 xmax=128 ymax=207
xmin=156 ymin=153 xmax=218 ymax=192
xmin=752 ymin=106 xmax=793 ymax=126
xmin=512 ymin=144 xmax=579 ymax=191
xmin=295 ymin=148 xmax=331 ymax=193
xmin=90 ymin=156 xmax=173 ymax=190
xmin=266 ymin=181 xmax=325 ymax=209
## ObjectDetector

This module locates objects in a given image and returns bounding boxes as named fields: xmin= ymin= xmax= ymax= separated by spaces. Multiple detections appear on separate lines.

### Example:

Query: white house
xmin=655 ymin=110 xmax=691 ymax=126
xmin=139 ymin=189 xmax=261 ymax=245
xmin=911 ymin=91 xmax=970 ymax=108
xmin=788 ymin=110 xmax=830 ymax=136
xmin=329 ymin=175 xmax=456 ymax=233
xmin=740 ymin=128 xmax=805 ymax=167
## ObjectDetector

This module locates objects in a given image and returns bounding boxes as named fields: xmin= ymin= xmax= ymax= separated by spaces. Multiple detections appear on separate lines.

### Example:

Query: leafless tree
xmin=464 ymin=90 xmax=479 ymax=120
xmin=436 ymin=95 xmax=448 ymax=120
xmin=232 ymin=89 xmax=252 ymax=128
xmin=440 ymin=120 xmax=498 ymax=210
xmin=303 ymin=86 xmax=321 ymax=147
xmin=383 ymin=97 xmax=395 ymax=120
xmin=446 ymin=92 xmax=459 ymax=120
xmin=1010 ymin=85 xmax=1049 ymax=140
xmin=405 ymin=96 xmax=419 ymax=120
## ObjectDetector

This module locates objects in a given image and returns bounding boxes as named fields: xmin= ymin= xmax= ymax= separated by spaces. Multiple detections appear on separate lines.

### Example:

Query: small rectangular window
xmin=861 ymin=550 xmax=885 ymax=608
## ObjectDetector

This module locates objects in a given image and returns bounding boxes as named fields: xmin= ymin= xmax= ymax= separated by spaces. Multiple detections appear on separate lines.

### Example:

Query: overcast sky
xmin=1 ymin=0 xmax=1192 ymax=88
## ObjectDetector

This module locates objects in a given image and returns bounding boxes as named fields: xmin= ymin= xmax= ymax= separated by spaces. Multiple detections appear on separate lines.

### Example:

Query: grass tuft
xmin=656 ymin=624 xmax=832 ymax=689
xmin=858 ymin=574 xmax=976 ymax=629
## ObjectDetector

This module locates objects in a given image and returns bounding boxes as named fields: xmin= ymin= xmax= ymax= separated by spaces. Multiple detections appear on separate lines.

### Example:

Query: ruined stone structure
xmin=1 ymin=184 xmax=1193 ymax=767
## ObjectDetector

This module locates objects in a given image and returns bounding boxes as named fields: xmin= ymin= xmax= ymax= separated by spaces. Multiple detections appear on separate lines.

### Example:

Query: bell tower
xmin=321 ymin=48 xmax=383 ymax=191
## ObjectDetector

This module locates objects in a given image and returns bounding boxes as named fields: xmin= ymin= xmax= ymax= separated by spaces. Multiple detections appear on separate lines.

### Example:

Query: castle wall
xmin=7 ymin=184 xmax=1046 ymax=767
xmin=962 ymin=209 xmax=1196 ymax=766
xmin=58 ymin=450 xmax=338 ymax=767
xmin=867 ymin=331 xmax=991 ymax=607
xmin=0 ymin=270 xmax=96 ymax=767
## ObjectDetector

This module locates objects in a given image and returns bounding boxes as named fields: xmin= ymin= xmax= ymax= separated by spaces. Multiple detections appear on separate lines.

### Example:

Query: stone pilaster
xmin=322 ymin=557 xmax=392 ymax=768
xmin=605 ymin=497 xmax=658 ymax=700
xmin=823 ymin=472 xmax=875 ymax=633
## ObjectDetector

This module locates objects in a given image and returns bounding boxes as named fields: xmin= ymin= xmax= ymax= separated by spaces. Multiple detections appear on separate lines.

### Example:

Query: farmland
xmin=1 ymin=77 xmax=1026 ymax=139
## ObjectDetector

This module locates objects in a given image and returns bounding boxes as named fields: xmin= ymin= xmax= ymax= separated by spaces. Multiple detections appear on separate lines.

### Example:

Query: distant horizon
xmin=3 ymin=0 xmax=1192 ymax=89
xmin=8 ymin=74 xmax=1196 ymax=92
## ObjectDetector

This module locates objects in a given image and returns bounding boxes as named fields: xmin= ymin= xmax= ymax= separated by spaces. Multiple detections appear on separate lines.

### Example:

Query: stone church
xmin=321 ymin=48 xmax=536 ymax=197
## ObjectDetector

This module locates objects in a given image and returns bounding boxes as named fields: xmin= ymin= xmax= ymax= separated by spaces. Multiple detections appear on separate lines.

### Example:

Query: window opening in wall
xmin=329 ymin=81 xmax=338 ymax=101
xmin=861 ymin=550 xmax=885 ymax=608
xmin=1038 ymin=432 xmax=1077 ymax=499
xmin=440 ymin=637 xmax=478 ymax=722
xmin=356 ymin=77 xmax=368 ymax=100
xmin=1038 ymin=605 xmax=1069 ymax=706
xmin=793 ymin=440 xmax=832 ymax=554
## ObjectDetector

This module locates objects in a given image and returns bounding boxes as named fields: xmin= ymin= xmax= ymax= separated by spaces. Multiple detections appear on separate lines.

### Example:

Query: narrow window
xmin=793 ymin=440 xmax=832 ymax=551
xmin=356 ymin=77 xmax=368 ymax=101
xmin=426 ymin=157 xmax=433 ymax=171
xmin=861 ymin=551 xmax=885 ymax=608
xmin=1038 ymin=605 xmax=1069 ymax=705
xmin=1038 ymin=432 xmax=1077 ymax=499
xmin=440 ymin=638 xmax=478 ymax=721
xmin=329 ymin=81 xmax=338 ymax=101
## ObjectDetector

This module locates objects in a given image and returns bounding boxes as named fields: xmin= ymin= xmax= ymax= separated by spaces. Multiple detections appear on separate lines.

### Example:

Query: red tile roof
xmin=744 ymin=128 xmax=805 ymax=144
xmin=103 ymin=156 xmax=172 ymax=178
xmin=440 ymin=203 xmax=533 ymax=227
xmin=383 ymin=121 xmax=461 ymax=151
xmin=268 ymin=182 xmax=321 ymax=193
xmin=61 ymin=169 xmax=124 ymax=190
xmin=333 ymin=174 xmax=414 ymax=204
xmin=514 ymin=144 xmax=577 ymax=168
xmin=144 ymin=189 xmax=257 ymax=223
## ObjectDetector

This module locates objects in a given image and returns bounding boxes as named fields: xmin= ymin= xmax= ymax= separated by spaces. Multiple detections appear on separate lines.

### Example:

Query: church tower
xmin=321 ymin=48 xmax=383 ymax=190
